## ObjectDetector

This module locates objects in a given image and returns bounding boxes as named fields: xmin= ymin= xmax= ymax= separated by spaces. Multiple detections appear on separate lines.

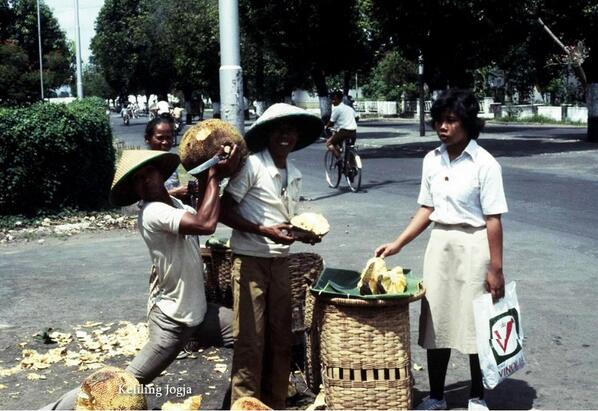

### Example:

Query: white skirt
xmin=418 ymin=224 xmax=489 ymax=354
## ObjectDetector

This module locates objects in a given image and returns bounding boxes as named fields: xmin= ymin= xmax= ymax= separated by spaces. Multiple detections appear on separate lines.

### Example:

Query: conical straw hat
xmin=244 ymin=103 xmax=323 ymax=152
xmin=110 ymin=150 xmax=179 ymax=206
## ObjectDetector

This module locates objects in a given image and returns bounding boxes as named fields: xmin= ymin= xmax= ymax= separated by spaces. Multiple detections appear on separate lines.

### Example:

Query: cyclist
xmin=326 ymin=90 xmax=357 ymax=159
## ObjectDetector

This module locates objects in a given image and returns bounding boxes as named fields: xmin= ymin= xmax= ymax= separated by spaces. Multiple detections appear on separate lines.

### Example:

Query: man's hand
xmin=260 ymin=223 xmax=295 ymax=245
xmin=485 ymin=266 xmax=505 ymax=303
xmin=215 ymin=144 xmax=242 ymax=178
xmin=169 ymin=184 xmax=189 ymax=199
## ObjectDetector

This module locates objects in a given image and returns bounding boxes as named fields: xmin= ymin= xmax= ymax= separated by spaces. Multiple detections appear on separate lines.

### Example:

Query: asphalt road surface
xmin=1 ymin=116 xmax=597 ymax=409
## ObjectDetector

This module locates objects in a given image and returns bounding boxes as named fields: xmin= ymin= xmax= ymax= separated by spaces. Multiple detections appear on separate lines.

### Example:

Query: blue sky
xmin=45 ymin=0 xmax=104 ymax=63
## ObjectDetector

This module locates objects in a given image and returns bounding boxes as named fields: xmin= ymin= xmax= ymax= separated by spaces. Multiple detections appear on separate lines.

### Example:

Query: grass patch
xmin=491 ymin=114 xmax=585 ymax=126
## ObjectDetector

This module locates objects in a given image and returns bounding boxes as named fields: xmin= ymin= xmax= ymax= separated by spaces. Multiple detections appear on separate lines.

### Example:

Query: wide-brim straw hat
xmin=110 ymin=150 xmax=179 ymax=206
xmin=244 ymin=103 xmax=323 ymax=152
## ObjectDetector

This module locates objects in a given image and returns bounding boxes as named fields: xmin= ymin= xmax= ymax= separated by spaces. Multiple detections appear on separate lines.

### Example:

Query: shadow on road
xmin=360 ymin=137 xmax=597 ymax=160
xmin=413 ymin=378 xmax=537 ymax=410
xmin=306 ymin=179 xmax=408 ymax=201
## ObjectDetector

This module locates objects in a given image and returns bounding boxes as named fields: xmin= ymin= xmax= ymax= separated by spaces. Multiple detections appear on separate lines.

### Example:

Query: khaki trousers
xmin=230 ymin=254 xmax=292 ymax=409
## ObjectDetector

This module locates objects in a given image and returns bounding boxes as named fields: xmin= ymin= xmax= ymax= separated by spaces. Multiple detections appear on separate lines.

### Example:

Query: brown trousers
xmin=230 ymin=254 xmax=292 ymax=409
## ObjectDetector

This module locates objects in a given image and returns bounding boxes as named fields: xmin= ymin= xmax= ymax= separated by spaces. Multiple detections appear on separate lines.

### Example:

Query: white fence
xmin=354 ymin=99 xmax=588 ymax=123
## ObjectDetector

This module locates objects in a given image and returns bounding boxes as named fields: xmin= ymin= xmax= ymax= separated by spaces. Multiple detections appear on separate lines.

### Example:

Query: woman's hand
xmin=485 ymin=266 xmax=505 ymax=303
xmin=375 ymin=241 xmax=401 ymax=258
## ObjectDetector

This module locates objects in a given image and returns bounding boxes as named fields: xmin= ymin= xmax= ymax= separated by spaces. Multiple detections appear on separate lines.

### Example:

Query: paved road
xmin=1 ymin=117 xmax=597 ymax=409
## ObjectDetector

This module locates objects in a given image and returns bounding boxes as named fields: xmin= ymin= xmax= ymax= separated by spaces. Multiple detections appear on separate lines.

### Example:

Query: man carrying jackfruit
xmin=43 ymin=147 xmax=240 ymax=409
xmin=219 ymin=103 xmax=323 ymax=409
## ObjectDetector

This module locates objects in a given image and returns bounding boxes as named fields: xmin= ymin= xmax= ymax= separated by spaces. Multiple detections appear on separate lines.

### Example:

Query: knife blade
xmin=186 ymin=154 xmax=223 ymax=175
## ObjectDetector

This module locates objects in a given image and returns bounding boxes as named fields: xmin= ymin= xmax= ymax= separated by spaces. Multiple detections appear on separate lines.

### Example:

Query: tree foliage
xmin=361 ymin=50 xmax=417 ymax=100
xmin=0 ymin=0 xmax=73 ymax=105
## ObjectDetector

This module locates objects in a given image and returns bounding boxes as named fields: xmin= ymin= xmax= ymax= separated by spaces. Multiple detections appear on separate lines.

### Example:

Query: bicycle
xmin=324 ymin=128 xmax=362 ymax=192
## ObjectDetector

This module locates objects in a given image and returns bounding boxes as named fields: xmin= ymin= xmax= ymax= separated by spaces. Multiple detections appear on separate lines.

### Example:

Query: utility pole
xmin=418 ymin=53 xmax=425 ymax=136
xmin=218 ymin=0 xmax=244 ymax=133
xmin=36 ymin=0 xmax=44 ymax=100
xmin=74 ymin=0 xmax=84 ymax=98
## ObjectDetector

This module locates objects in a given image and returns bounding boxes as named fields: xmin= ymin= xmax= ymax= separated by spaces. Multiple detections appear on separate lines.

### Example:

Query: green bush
xmin=0 ymin=97 xmax=115 ymax=215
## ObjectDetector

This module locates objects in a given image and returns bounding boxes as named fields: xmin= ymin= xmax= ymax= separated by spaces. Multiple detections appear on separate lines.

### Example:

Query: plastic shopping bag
xmin=473 ymin=281 xmax=525 ymax=389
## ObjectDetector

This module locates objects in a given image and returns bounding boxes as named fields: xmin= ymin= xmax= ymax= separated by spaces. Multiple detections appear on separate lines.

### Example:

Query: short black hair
xmin=431 ymin=89 xmax=484 ymax=139
xmin=329 ymin=90 xmax=344 ymax=100
xmin=144 ymin=116 xmax=174 ymax=141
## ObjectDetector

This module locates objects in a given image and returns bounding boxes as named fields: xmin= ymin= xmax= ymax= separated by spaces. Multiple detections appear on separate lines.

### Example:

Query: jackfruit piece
xmin=231 ymin=397 xmax=272 ymax=410
xmin=75 ymin=366 xmax=146 ymax=410
xmin=290 ymin=213 xmax=330 ymax=237
xmin=358 ymin=257 xmax=388 ymax=295
xmin=179 ymin=119 xmax=248 ymax=174
xmin=376 ymin=266 xmax=407 ymax=295
xmin=162 ymin=395 xmax=202 ymax=410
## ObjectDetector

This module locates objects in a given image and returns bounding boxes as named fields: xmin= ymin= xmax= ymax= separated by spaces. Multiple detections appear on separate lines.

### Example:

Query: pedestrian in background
xmin=375 ymin=89 xmax=508 ymax=411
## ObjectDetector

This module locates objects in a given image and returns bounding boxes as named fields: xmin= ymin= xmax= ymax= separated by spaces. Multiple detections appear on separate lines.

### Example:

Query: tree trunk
xmin=343 ymin=71 xmax=351 ymax=95
xmin=312 ymin=69 xmax=330 ymax=123
xmin=183 ymin=89 xmax=193 ymax=124
xmin=588 ymin=83 xmax=598 ymax=142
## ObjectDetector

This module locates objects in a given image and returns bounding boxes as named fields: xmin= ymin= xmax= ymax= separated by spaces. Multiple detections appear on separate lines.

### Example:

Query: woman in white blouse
xmin=375 ymin=89 xmax=508 ymax=411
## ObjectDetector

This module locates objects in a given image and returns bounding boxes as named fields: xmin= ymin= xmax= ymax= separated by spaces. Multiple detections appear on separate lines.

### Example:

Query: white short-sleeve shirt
xmin=137 ymin=197 xmax=207 ymax=326
xmin=330 ymin=102 xmax=357 ymax=131
xmin=225 ymin=149 xmax=302 ymax=257
xmin=417 ymin=139 xmax=508 ymax=227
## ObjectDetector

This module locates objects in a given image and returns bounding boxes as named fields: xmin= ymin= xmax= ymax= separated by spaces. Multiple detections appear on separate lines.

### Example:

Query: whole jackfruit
xmin=75 ymin=366 xmax=146 ymax=410
xmin=179 ymin=119 xmax=248 ymax=176
xmin=358 ymin=258 xmax=407 ymax=295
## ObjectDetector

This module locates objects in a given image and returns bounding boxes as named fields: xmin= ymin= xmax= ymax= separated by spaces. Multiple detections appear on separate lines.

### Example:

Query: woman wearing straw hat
xmin=44 ymin=147 xmax=240 ymax=410
xmin=219 ymin=103 xmax=323 ymax=409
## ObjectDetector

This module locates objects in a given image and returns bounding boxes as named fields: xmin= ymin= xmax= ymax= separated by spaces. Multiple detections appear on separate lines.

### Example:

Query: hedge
xmin=0 ymin=98 xmax=115 ymax=215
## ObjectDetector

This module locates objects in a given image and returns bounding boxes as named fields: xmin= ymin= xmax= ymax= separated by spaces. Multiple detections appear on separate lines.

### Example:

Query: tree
xmin=81 ymin=63 xmax=114 ymax=98
xmin=0 ymin=0 xmax=73 ymax=104
xmin=361 ymin=50 xmax=417 ymax=100
xmin=535 ymin=0 xmax=598 ymax=141
xmin=240 ymin=0 xmax=372 ymax=118
xmin=91 ymin=0 xmax=144 ymax=101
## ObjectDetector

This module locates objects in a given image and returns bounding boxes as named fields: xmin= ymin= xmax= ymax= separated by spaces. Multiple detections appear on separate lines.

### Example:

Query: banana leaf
xmin=310 ymin=267 xmax=421 ymax=300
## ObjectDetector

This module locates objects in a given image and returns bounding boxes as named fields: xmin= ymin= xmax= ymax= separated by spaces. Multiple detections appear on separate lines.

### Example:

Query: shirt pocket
xmin=453 ymin=174 xmax=481 ymax=210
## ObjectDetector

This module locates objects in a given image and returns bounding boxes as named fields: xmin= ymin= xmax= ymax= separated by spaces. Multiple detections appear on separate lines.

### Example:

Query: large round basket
xmin=201 ymin=247 xmax=322 ymax=329
xmin=316 ymin=287 xmax=425 ymax=410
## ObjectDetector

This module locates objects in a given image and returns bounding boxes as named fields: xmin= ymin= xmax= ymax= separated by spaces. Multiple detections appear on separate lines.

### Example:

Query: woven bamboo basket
xmin=201 ymin=246 xmax=323 ymax=324
xmin=317 ymin=288 xmax=425 ymax=410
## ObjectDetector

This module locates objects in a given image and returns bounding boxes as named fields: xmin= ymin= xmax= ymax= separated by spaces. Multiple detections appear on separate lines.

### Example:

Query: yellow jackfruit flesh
xmin=179 ymin=119 xmax=248 ymax=174
xmin=358 ymin=258 xmax=407 ymax=295
xmin=290 ymin=213 xmax=330 ymax=237
xmin=376 ymin=266 xmax=407 ymax=294
xmin=75 ymin=366 xmax=146 ymax=410
xmin=358 ymin=257 xmax=387 ymax=295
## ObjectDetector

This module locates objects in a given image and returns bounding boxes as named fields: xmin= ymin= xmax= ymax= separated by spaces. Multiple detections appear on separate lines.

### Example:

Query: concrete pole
xmin=36 ymin=0 xmax=44 ymax=100
xmin=418 ymin=53 xmax=425 ymax=136
xmin=74 ymin=0 xmax=84 ymax=98
xmin=218 ymin=0 xmax=244 ymax=133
